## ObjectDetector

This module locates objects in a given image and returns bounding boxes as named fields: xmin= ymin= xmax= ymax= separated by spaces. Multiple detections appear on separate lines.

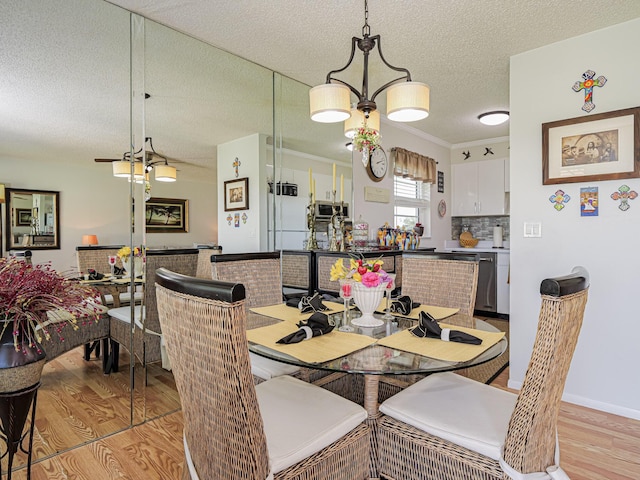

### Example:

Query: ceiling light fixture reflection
xmin=478 ymin=110 xmax=510 ymax=126
xmin=346 ymin=142 xmax=354 ymax=151
xmin=309 ymin=0 xmax=429 ymax=124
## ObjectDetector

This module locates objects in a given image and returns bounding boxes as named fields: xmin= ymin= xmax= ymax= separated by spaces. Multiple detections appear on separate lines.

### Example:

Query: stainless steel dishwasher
xmin=475 ymin=252 xmax=497 ymax=313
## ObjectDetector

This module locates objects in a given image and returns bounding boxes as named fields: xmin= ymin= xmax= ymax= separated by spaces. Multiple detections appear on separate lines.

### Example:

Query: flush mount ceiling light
xmin=478 ymin=110 xmax=510 ymax=126
xmin=309 ymin=0 xmax=429 ymax=124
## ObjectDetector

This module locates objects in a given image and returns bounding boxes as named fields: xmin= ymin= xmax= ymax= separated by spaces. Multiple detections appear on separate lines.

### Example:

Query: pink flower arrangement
xmin=0 ymin=258 xmax=106 ymax=352
xmin=330 ymin=255 xmax=393 ymax=288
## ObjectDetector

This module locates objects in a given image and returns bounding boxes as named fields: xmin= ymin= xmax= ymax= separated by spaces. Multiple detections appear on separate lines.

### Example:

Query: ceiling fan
xmin=94 ymin=137 xmax=179 ymax=182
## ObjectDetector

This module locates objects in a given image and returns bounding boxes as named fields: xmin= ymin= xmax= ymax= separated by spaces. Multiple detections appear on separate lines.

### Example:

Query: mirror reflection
xmin=4 ymin=188 xmax=59 ymax=250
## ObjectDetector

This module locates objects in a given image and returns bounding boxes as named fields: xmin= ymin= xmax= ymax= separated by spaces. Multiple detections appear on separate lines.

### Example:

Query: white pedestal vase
xmin=351 ymin=282 xmax=386 ymax=327
xmin=123 ymin=257 xmax=143 ymax=278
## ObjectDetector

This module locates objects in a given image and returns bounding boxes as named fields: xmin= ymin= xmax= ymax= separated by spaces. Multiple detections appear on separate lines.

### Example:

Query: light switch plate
xmin=524 ymin=222 xmax=542 ymax=237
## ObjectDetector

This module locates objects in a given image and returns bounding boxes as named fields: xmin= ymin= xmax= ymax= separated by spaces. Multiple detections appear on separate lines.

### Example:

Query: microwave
xmin=315 ymin=201 xmax=349 ymax=221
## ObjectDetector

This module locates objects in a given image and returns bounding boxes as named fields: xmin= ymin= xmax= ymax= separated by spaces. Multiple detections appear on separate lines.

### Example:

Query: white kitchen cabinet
xmin=452 ymin=159 xmax=507 ymax=216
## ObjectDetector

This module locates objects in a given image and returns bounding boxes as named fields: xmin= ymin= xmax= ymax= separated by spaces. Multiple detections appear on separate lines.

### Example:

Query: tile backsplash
xmin=451 ymin=216 xmax=510 ymax=241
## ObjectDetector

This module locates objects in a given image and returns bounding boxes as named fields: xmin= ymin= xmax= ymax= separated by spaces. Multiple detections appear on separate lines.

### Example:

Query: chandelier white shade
xmin=386 ymin=82 xmax=430 ymax=122
xmin=344 ymin=108 xmax=380 ymax=138
xmin=113 ymin=161 xmax=144 ymax=180
xmin=309 ymin=84 xmax=351 ymax=123
xmin=155 ymin=164 xmax=177 ymax=182
xmin=478 ymin=110 xmax=509 ymax=125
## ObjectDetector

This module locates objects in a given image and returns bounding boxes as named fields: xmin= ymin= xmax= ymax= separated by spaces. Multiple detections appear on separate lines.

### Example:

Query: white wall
xmin=510 ymin=18 xmax=640 ymax=419
xmin=217 ymin=133 xmax=267 ymax=253
xmin=1 ymin=157 xmax=217 ymax=272
xmin=353 ymin=120 xmax=452 ymax=249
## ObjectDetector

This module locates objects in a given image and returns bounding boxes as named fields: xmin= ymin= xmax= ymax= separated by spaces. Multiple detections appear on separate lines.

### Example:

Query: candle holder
xmin=339 ymin=201 xmax=347 ymax=252
xmin=328 ymin=190 xmax=339 ymax=251
xmin=306 ymin=195 xmax=319 ymax=250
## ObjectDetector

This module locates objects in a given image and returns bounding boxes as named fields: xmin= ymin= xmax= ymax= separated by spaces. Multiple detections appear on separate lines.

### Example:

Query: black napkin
xmin=276 ymin=312 xmax=335 ymax=344
xmin=410 ymin=311 xmax=482 ymax=345
xmin=113 ymin=266 xmax=125 ymax=276
xmin=87 ymin=269 xmax=104 ymax=280
xmin=285 ymin=292 xmax=328 ymax=314
xmin=389 ymin=295 xmax=421 ymax=316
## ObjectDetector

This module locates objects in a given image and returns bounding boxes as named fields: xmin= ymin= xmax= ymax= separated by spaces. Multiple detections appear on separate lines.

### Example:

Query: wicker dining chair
xmin=401 ymin=252 xmax=480 ymax=317
xmin=209 ymin=251 xmax=301 ymax=383
xmin=376 ymin=267 xmax=590 ymax=480
xmin=154 ymin=268 xmax=371 ymax=480
xmin=108 ymin=248 xmax=198 ymax=370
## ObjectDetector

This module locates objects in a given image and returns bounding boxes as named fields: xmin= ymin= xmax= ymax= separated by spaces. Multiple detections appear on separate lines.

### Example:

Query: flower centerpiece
xmin=117 ymin=246 xmax=144 ymax=277
xmin=0 ymin=257 xmax=106 ymax=392
xmin=330 ymin=256 xmax=393 ymax=327
xmin=353 ymin=126 xmax=381 ymax=166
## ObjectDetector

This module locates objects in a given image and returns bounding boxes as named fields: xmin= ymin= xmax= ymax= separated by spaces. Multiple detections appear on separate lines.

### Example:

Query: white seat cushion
xmin=108 ymin=305 xmax=144 ymax=329
xmin=256 ymin=375 xmax=366 ymax=474
xmin=379 ymin=372 xmax=517 ymax=460
xmin=250 ymin=352 xmax=300 ymax=380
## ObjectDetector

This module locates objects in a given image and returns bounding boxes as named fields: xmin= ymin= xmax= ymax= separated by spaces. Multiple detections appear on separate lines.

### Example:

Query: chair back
xmin=195 ymin=246 xmax=222 ymax=279
xmin=503 ymin=267 xmax=589 ymax=474
xmin=155 ymin=268 xmax=270 ymax=479
xmin=210 ymin=252 xmax=282 ymax=308
xmin=76 ymin=245 xmax=124 ymax=274
xmin=144 ymin=248 xmax=199 ymax=336
xmin=401 ymin=252 xmax=480 ymax=316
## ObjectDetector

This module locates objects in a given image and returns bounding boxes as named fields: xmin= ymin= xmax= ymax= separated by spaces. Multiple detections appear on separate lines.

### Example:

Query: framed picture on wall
xmin=224 ymin=177 xmax=249 ymax=211
xmin=145 ymin=197 xmax=189 ymax=233
xmin=15 ymin=208 xmax=32 ymax=226
xmin=542 ymin=106 xmax=640 ymax=185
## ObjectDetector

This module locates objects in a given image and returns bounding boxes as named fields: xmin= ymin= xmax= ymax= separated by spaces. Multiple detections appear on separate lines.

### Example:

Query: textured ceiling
xmin=108 ymin=0 xmax=640 ymax=144
xmin=2 ymin=1 xmax=640 ymax=182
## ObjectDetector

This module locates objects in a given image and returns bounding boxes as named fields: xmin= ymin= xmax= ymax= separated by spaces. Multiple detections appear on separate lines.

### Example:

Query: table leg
xmin=363 ymin=375 xmax=381 ymax=479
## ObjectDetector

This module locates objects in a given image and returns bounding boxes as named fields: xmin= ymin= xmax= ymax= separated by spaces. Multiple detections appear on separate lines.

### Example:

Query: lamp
xmin=478 ymin=110 xmax=509 ymax=126
xmin=82 ymin=234 xmax=99 ymax=246
xmin=310 ymin=0 xmax=429 ymax=124
xmin=112 ymin=137 xmax=178 ymax=182
xmin=344 ymin=107 xmax=380 ymax=138
xmin=154 ymin=164 xmax=177 ymax=182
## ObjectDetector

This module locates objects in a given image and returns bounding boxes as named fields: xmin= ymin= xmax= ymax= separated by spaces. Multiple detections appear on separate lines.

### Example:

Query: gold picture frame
xmin=145 ymin=197 xmax=189 ymax=233
xmin=224 ymin=177 xmax=249 ymax=211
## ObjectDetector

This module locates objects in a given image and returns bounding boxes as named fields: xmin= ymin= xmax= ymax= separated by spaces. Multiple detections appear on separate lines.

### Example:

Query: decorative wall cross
xmin=572 ymin=69 xmax=607 ymax=113
xmin=611 ymin=185 xmax=638 ymax=211
xmin=232 ymin=157 xmax=241 ymax=177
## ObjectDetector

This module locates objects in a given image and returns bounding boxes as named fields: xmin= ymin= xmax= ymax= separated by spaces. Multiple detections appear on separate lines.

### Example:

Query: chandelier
xmin=112 ymin=137 xmax=177 ymax=182
xmin=309 ymin=0 xmax=429 ymax=124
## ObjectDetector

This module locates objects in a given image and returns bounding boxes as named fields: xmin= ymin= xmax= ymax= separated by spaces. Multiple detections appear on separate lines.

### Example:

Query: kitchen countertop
xmin=441 ymin=240 xmax=510 ymax=254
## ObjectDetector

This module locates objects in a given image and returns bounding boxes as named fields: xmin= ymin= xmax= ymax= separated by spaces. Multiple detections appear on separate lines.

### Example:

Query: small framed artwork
xmin=224 ymin=177 xmax=249 ymax=211
xmin=542 ymin=106 xmax=640 ymax=185
xmin=15 ymin=209 xmax=32 ymax=226
xmin=145 ymin=197 xmax=189 ymax=233
xmin=580 ymin=187 xmax=598 ymax=216
xmin=437 ymin=171 xmax=444 ymax=193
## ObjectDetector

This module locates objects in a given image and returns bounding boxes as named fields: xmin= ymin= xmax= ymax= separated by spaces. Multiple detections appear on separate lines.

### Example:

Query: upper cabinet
xmin=452 ymin=159 xmax=508 ymax=216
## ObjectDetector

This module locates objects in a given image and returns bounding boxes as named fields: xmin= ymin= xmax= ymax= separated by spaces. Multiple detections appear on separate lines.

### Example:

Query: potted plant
xmin=352 ymin=126 xmax=381 ymax=165
xmin=0 ymin=257 xmax=105 ymax=393
xmin=117 ymin=245 xmax=144 ymax=278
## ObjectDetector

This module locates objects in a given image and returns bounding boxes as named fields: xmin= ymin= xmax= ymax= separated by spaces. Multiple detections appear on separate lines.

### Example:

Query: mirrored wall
xmin=1 ymin=0 xmax=354 ymax=471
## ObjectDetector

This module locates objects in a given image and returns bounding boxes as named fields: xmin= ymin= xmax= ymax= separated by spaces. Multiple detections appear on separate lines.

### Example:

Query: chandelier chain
xmin=362 ymin=0 xmax=370 ymax=37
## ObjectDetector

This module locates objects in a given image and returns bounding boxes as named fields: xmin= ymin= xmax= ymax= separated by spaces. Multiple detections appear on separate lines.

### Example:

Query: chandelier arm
xmin=368 ymin=35 xmax=412 ymax=102
xmin=324 ymin=36 xmax=364 ymax=99
xmin=326 ymin=77 xmax=362 ymax=99
xmin=370 ymin=76 xmax=411 ymax=103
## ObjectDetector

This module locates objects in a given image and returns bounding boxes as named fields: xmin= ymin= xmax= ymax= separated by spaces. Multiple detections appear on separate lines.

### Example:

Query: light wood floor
xmin=8 ymin=362 xmax=640 ymax=479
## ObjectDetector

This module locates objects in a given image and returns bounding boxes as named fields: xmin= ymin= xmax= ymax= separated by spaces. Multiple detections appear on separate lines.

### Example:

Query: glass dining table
xmin=246 ymin=308 xmax=508 ymax=419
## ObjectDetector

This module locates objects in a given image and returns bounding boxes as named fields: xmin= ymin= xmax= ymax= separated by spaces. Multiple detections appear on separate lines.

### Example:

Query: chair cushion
xmin=108 ymin=305 xmax=144 ymax=329
xmin=379 ymin=372 xmax=517 ymax=460
xmin=256 ymin=375 xmax=366 ymax=474
xmin=250 ymin=352 xmax=300 ymax=380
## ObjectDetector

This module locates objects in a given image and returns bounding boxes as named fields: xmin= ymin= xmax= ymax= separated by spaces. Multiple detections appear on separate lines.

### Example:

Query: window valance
xmin=391 ymin=147 xmax=437 ymax=183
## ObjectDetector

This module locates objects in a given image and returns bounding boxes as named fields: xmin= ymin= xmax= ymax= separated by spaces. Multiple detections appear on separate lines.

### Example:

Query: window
xmin=393 ymin=176 xmax=431 ymax=236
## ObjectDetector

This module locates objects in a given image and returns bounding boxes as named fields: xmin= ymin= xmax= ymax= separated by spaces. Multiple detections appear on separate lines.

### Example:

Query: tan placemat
xmin=376 ymin=300 xmax=459 ymax=320
xmin=376 ymin=324 xmax=505 ymax=362
xmin=250 ymin=301 xmax=346 ymax=323
xmin=247 ymin=322 xmax=375 ymax=364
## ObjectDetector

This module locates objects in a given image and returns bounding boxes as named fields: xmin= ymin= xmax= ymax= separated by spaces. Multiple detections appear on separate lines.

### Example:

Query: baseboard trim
xmin=507 ymin=379 xmax=640 ymax=420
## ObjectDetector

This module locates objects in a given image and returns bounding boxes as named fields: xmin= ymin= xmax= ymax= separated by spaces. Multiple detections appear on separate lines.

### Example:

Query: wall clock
xmin=438 ymin=199 xmax=447 ymax=217
xmin=367 ymin=147 xmax=388 ymax=182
